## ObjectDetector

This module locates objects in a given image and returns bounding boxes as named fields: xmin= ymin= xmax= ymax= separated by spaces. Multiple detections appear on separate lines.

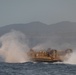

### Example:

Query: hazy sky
xmin=0 ymin=0 xmax=76 ymax=26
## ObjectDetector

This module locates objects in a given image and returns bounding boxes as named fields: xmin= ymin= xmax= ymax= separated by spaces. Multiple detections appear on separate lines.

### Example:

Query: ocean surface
xmin=0 ymin=62 xmax=76 ymax=75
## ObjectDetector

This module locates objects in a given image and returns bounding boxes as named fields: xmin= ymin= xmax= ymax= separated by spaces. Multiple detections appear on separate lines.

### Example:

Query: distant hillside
xmin=0 ymin=21 xmax=76 ymax=49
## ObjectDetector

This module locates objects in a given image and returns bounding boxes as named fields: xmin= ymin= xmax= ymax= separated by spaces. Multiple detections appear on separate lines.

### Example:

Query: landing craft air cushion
xmin=27 ymin=48 xmax=72 ymax=62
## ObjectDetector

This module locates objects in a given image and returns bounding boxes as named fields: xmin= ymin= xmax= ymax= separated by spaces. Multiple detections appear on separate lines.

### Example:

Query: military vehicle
xmin=27 ymin=48 xmax=73 ymax=62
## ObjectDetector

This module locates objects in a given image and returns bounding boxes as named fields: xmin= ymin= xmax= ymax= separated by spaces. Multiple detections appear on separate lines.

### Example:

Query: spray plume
xmin=63 ymin=50 xmax=76 ymax=65
xmin=0 ymin=30 xmax=30 ymax=63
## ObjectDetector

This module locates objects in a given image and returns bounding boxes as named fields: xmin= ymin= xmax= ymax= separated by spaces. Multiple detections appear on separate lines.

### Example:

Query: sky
xmin=0 ymin=0 xmax=76 ymax=26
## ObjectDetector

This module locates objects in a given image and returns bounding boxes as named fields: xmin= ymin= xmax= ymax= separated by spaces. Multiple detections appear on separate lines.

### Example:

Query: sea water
xmin=0 ymin=62 xmax=76 ymax=75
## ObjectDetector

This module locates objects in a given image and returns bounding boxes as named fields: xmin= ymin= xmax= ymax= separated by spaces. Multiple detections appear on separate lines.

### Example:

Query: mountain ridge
xmin=0 ymin=21 xmax=76 ymax=49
